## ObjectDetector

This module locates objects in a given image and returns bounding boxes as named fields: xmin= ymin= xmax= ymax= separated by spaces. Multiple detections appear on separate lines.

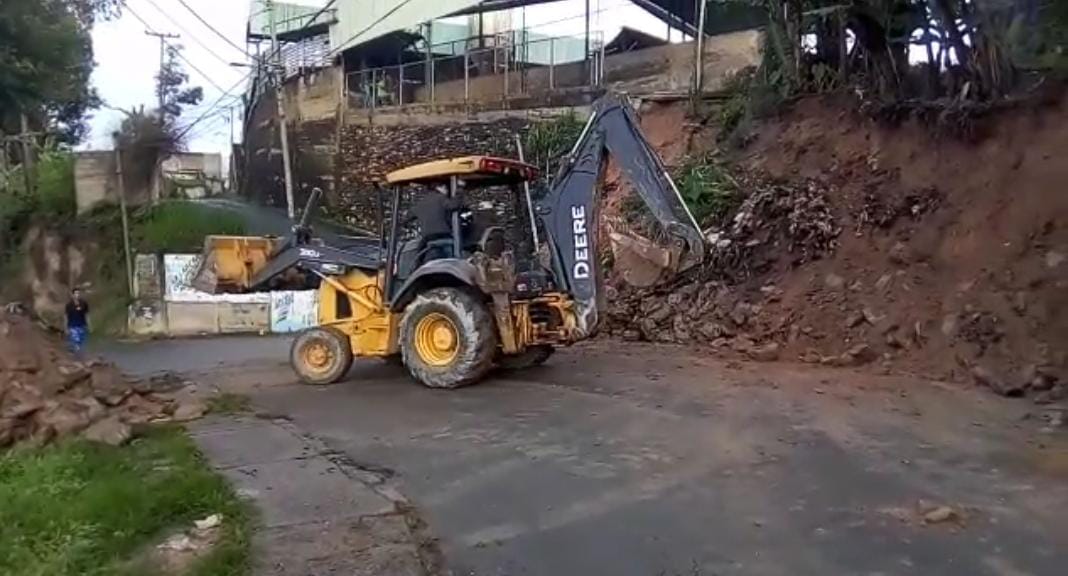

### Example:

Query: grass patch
xmin=207 ymin=393 xmax=252 ymax=415
xmin=132 ymin=201 xmax=245 ymax=254
xmin=0 ymin=426 xmax=251 ymax=576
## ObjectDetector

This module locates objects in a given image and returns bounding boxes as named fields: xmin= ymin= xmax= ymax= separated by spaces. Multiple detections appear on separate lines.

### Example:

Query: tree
xmin=749 ymin=0 xmax=1045 ymax=102
xmin=113 ymin=48 xmax=202 ymax=196
xmin=0 ymin=0 xmax=119 ymax=145
xmin=157 ymin=45 xmax=204 ymax=122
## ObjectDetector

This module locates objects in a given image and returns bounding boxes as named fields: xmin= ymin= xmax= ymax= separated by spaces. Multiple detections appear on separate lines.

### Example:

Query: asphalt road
xmin=103 ymin=337 xmax=1068 ymax=576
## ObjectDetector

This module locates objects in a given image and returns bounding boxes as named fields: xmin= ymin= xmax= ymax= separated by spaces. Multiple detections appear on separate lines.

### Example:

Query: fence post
xmin=599 ymin=33 xmax=606 ymax=85
xmin=464 ymin=50 xmax=470 ymax=105
xmin=371 ymin=69 xmax=377 ymax=111
xmin=549 ymin=38 xmax=555 ymax=90
xmin=430 ymin=58 xmax=436 ymax=104
xmin=503 ymin=35 xmax=510 ymax=102
xmin=398 ymin=64 xmax=404 ymax=106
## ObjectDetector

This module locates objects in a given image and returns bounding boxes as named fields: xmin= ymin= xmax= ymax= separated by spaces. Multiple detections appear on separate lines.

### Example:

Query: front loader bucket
xmin=609 ymin=230 xmax=684 ymax=288
xmin=191 ymin=235 xmax=278 ymax=294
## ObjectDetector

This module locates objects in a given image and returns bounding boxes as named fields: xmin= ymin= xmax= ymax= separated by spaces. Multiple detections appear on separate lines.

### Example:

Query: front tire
xmin=290 ymin=327 xmax=354 ymax=385
xmin=400 ymin=288 xmax=497 ymax=389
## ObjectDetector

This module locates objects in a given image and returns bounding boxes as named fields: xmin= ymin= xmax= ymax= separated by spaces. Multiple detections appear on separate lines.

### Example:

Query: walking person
xmin=65 ymin=288 xmax=90 ymax=355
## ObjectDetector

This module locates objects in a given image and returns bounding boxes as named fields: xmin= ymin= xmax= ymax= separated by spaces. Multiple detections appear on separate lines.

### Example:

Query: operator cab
xmin=378 ymin=156 xmax=550 ymax=298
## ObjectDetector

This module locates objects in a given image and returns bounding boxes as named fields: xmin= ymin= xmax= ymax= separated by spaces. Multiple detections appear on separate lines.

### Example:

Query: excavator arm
xmin=539 ymin=94 xmax=705 ymax=338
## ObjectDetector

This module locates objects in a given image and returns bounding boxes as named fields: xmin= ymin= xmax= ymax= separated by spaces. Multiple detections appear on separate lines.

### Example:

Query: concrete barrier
xmin=270 ymin=291 xmax=318 ymax=333
xmin=129 ymin=254 xmax=320 ymax=337
xmin=165 ymin=302 xmax=220 ymax=336
xmin=128 ymin=300 xmax=167 ymax=336
xmin=218 ymin=302 xmax=271 ymax=334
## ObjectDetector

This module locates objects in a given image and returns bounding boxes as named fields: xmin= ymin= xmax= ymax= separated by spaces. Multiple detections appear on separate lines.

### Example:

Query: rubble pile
xmin=704 ymin=172 xmax=840 ymax=282
xmin=0 ymin=311 xmax=202 ymax=449
xmin=608 ymin=172 xmax=841 ymax=354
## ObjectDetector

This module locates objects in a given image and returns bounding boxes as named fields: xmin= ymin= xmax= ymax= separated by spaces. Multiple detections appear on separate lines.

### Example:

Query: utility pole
xmin=584 ymin=0 xmax=590 ymax=63
xmin=693 ymin=0 xmax=708 ymax=97
xmin=267 ymin=0 xmax=297 ymax=220
xmin=114 ymin=143 xmax=134 ymax=296
xmin=145 ymin=30 xmax=181 ymax=119
xmin=146 ymin=30 xmax=179 ymax=204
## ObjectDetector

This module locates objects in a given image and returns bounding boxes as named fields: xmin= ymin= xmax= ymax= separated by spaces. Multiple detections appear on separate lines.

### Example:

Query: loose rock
xmin=923 ymin=505 xmax=958 ymax=524
xmin=748 ymin=342 xmax=781 ymax=362
xmin=972 ymin=365 xmax=1025 ymax=397
xmin=888 ymin=241 xmax=910 ymax=265
xmin=173 ymin=400 xmax=208 ymax=423
xmin=83 ymin=416 xmax=132 ymax=446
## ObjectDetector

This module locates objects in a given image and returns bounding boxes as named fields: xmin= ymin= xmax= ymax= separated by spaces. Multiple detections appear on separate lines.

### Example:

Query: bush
xmin=34 ymin=150 xmax=76 ymax=219
xmin=674 ymin=155 xmax=742 ymax=226
xmin=0 ymin=148 xmax=75 ymax=255
xmin=523 ymin=110 xmax=586 ymax=180
xmin=132 ymin=201 xmax=245 ymax=253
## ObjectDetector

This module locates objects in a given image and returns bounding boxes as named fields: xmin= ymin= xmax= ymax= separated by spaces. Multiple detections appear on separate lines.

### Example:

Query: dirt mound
xmin=0 ymin=311 xmax=199 ymax=448
xmin=608 ymin=90 xmax=1068 ymax=401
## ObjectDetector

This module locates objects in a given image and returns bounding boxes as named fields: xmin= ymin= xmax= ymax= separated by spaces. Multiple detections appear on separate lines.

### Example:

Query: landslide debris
xmin=0 ymin=310 xmax=201 ymax=448
xmin=607 ymin=92 xmax=1068 ymax=403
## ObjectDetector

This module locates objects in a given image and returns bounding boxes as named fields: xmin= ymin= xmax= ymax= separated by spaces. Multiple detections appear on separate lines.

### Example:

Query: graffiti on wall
xmin=163 ymin=254 xmax=269 ymax=303
xmin=270 ymin=291 xmax=318 ymax=333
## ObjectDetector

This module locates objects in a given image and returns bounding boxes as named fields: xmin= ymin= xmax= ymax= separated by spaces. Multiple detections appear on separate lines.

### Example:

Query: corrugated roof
xmin=247 ymin=0 xmax=337 ymax=41
xmin=329 ymin=0 xmax=482 ymax=56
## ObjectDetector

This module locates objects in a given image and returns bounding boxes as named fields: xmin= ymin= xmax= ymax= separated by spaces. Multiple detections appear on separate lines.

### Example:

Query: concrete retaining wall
xmin=128 ymin=254 xmax=318 ymax=337
xmin=165 ymin=302 xmax=220 ymax=336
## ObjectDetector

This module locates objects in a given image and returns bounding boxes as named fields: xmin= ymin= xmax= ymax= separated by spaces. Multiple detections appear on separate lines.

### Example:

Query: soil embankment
xmin=609 ymin=90 xmax=1068 ymax=398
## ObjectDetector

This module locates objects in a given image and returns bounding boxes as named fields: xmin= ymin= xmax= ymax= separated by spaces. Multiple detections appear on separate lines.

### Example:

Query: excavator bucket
xmin=608 ymin=229 xmax=683 ymax=288
xmin=190 ymin=235 xmax=278 ymax=294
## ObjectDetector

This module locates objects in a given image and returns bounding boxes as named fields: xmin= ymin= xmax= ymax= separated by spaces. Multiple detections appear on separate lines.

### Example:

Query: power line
xmin=184 ymin=112 xmax=231 ymax=141
xmin=178 ymin=1 xmax=339 ymax=147
xmin=140 ymin=0 xmax=240 ymax=66
xmin=174 ymin=74 xmax=250 ymax=142
xmin=123 ymin=1 xmax=230 ymax=93
xmin=175 ymin=0 xmax=252 ymax=58
xmin=327 ymin=0 xmax=415 ymax=57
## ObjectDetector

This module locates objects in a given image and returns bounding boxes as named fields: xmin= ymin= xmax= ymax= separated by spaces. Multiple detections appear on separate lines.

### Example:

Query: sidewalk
xmin=189 ymin=414 xmax=440 ymax=576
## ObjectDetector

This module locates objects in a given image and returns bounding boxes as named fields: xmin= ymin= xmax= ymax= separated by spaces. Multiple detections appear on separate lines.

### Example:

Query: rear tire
xmin=497 ymin=345 xmax=555 ymax=371
xmin=290 ymin=327 xmax=354 ymax=385
xmin=400 ymin=288 xmax=497 ymax=389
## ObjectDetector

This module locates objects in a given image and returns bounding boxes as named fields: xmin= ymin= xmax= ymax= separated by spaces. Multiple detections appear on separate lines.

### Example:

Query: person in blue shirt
xmin=64 ymin=288 xmax=90 ymax=355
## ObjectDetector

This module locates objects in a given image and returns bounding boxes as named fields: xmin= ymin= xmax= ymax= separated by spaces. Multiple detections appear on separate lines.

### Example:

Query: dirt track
xmin=101 ymin=336 xmax=1068 ymax=575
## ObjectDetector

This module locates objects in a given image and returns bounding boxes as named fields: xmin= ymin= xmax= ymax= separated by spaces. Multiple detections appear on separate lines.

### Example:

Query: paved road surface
xmin=103 ymin=337 xmax=1068 ymax=576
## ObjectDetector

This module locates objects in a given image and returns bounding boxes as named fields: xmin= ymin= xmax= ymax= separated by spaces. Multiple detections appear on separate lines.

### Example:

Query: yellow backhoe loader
xmin=192 ymin=94 xmax=705 ymax=388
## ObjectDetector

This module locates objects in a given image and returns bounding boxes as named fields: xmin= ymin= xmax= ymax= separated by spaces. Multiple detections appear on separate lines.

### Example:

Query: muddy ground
xmin=102 ymin=336 xmax=1068 ymax=576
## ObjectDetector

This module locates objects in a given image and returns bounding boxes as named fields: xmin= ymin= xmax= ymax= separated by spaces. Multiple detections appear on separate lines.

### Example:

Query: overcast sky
xmin=87 ymin=0 xmax=668 ymax=157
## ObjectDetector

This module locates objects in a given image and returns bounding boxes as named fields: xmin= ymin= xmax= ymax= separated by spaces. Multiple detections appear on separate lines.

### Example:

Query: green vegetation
xmin=0 ymin=0 xmax=119 ymax=144
xmin=0 ymin=148 xmax=76 ymax=252
xmin=522 ymin=110 xmax=585 ymax=181
xmin=0 ymin=426 xmax=251 ymax=576
xmin=132 ymin=202 xmax=244 ymax=254
xmin=674 ymin=155 xmax=742 ymax=226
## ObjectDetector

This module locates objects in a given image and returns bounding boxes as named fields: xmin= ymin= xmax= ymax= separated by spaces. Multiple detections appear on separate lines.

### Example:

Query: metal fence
xmin=280 ymin=34 xmax=332 ymax=79
xmin=345 ymin=31 xmax=605 ymax=110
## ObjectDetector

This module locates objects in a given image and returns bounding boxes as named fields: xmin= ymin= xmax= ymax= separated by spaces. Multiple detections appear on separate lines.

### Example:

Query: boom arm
xmin=539 ymin=94 xmax=704 ymax=338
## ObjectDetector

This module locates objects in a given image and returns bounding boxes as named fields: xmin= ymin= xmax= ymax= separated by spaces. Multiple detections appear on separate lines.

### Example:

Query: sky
xmin=86 ymin=0 xmax=669 ymax=157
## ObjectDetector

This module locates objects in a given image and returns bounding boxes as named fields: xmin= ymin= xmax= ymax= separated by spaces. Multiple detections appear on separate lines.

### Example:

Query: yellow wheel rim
xmin=413 ymin=313 xmax=459 ymax=367
xmin=301 ymin=340 xmax=334 ymax=375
